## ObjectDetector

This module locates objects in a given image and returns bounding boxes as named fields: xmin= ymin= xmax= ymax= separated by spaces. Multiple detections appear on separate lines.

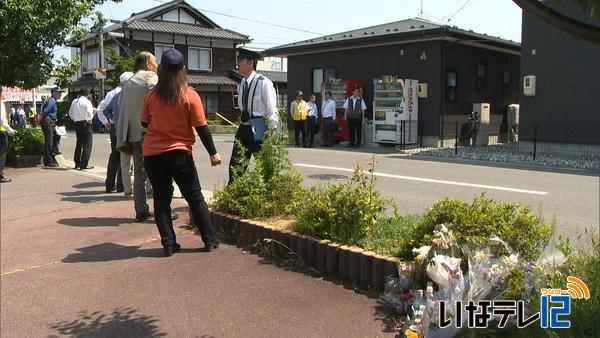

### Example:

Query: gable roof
xmin=265 ymin=18 xmax=520 ymax=56
xmin=70 ymin=0 xmax=249 ymax=46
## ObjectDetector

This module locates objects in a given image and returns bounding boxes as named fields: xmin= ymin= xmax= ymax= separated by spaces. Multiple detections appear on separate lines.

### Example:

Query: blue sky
xmin=55 ymin=0 xmax=522 ymax=61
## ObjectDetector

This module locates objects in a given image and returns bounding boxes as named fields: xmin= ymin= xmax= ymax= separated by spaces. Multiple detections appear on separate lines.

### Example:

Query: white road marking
xmin=294 ymin=163 xmax=549 ymax=195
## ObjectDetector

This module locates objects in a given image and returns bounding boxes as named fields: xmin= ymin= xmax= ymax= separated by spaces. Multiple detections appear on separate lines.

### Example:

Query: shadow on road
xmin=62 ymin=243 xmax=208 ymax=263
xmin=58 ymin=217 xmax=132 ymax=227
xmin=61 ymin=195 xmax=131 ymax=204
xmin=49 ymin=307 xmax=167 ymax=338
xmin=73 ymin=182 xmax=105 ymax=189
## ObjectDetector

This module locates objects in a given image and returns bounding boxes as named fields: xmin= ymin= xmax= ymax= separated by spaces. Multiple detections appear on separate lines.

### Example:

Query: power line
xmin=447 ymin=0 xmax=474 ymax=22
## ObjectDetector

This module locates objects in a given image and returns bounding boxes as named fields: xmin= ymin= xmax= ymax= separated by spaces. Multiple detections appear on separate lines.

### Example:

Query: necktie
xmin=241 ymin=80 xmax=250 ymax=122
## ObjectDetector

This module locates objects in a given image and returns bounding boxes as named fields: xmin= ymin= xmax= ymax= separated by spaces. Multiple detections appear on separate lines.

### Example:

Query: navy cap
xmin=161 ymin=48 xmax=184 ymax=70
xmin=236 ymin=48 xmax=263 ymax=61
xmin=51 ymin=86 xmax=65 ymax=93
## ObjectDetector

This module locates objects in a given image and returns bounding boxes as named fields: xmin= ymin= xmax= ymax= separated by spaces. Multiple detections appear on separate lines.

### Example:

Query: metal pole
xmin=455 ymin=121 xmax=458 ymax=155
xmin=98 ymin=28 xmax=105 ymax=99
xmin=533 ymin=124 xmax=538 ymax=161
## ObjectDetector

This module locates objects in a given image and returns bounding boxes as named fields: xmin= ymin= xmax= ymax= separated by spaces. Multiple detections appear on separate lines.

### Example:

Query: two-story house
xmin=69 ymin=0 xmax=250 ymax=121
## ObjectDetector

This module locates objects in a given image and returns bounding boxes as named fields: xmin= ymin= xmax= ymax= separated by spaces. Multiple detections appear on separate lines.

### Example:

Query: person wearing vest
xmin=290 ymin=91 xmax=308 ymax=148
xmin=0 ymin=85 xmax=17 ymax=183
xmin=97 ymin=71 xmax=134 ymax=193
xmin=27 ymin=105 xmax=36 ymax=127
xmin=343 ymin=88 xmax=367 ymax=149
xmin=41 ymin=86 xmax=64 ymax=167
xmin=306 ymin=94 xmax=319 ymax=148
xmin=228 ymin=47 xmax=279 ymax=185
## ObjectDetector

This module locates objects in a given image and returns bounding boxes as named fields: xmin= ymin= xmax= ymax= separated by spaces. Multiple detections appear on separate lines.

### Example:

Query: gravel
xmin=403 ymin=145 xmax=600 ymax=171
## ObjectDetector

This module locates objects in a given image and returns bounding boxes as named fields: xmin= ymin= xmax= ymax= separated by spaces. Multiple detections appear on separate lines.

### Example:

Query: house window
xmin=82 ymin=50 xmax=99 ymax=73
xmin=312 ymin=67 xmax=336 ymax=93
xmin=277 ymin=91 xmax=287 ymax=109
xmin=200 ymin=92 xmax=218 ymax=114
xmin=188 ymin=47 xmax=212 ymax=71
xmin=501 ymin=70 xmax=511 ymax=96
xmin=446 ymin=69 xmax=457 ymax=102
xmin=155 ymin=44 xmax=174 ymax=64
xmin=476 ymin=64 xmax=486 ymax=92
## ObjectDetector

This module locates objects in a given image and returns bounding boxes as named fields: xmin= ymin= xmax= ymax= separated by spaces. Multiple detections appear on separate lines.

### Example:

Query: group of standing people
xmin=290 ymin=87 xmax=366 ymax=149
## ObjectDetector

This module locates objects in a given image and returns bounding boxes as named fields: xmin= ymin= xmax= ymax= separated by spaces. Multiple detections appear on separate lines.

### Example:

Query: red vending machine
xmin=321 ymin=79 xmax=363 ymax=142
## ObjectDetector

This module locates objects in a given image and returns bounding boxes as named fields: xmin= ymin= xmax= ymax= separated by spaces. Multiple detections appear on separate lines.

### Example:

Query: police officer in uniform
xmin=228 ymin=48 xmax=279 ymax=184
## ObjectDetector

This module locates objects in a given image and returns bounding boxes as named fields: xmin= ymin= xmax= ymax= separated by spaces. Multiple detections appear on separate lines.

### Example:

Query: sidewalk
xmin=0 ymin=167 xmax=393 ymax=337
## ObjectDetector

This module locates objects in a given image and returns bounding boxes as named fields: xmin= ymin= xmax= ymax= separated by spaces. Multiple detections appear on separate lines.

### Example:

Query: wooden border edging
xmin=210 ymin=211 xmax=399 ymax=292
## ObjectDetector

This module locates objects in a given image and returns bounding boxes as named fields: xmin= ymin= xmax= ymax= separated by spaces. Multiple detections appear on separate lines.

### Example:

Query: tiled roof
xmin=125 ymin=20 xmax=249 ymax=42
xmin=265 ymin=18 xmax=520 ymax=55
xmin=260 ymin=70 xmax=287 ymax=84
xmin=188 ymin=74 xmax=237 ymax=86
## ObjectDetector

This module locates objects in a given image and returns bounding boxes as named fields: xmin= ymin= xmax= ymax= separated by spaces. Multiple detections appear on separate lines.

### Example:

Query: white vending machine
xmin=372 ymin=78 xmax=419 ymax=144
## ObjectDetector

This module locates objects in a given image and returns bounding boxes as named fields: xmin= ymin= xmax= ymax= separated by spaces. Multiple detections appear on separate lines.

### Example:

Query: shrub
xmin=8 ymin=127 xmax=44 ymax=155
xmin=358 ymin=214 xmax=422 ymax=257
xmin=294 ymin=159 xmax=392 ymax=246
xmin=399 ymin=194 xmax=553 ymax=261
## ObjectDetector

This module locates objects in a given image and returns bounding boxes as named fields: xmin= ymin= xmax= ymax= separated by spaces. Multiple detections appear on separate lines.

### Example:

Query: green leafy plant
xmin=8 ymin=127 xmax=44 ymax=155
xmin=398 ymin=194 xmax=554 ymax=261
xmin=294 ymin=158 xmax=392 ymax=246
xmin=358 ymin=213 xmax=422 ymax=257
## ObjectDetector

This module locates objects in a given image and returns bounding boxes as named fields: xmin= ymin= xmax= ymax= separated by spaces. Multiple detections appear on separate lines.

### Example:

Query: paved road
xmin=59 ymin=132 xmax=599 ymax=242
xmin=1 ymin=168 xmax=393 ymax=337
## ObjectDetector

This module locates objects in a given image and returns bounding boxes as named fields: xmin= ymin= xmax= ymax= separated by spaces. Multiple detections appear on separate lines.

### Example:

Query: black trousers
xmin=41 ymin=116 xmax=56 ymax=165
xmin=228 ymin=124 xmax=262 ymax=185
xmin=348 ymin=118 xmax=362 ymax=146
xmin=106 ymin=130 xmax=123 ymax=192
xmin=307 ymin=116 xmax=317 ymax=147
xmin=294 ymin=120 xmax=307 ymax=147
xmin=145 ymin=150 xmax=217 ymax=248
xmin=322 ymin=117 xmax=334 ymax=146
xmin=73 ymin=121 xmax=93 ymax=167
xmin=0 ymin=132 xmax=8 ymax=177
xmin=52 ymin=130 xmax=61 ymax=155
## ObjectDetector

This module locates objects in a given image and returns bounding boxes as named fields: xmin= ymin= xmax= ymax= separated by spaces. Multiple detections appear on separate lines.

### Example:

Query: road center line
xmin=294 ymin=163 xmax=548 ymax=195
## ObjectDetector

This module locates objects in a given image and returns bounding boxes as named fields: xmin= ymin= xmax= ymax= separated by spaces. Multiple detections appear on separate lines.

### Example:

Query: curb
xmin=209 ymin=211 xmax=399 ymax=292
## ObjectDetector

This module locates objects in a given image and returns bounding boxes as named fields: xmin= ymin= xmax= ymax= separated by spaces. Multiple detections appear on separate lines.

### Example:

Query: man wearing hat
xmin=228 ymin=47 xmax=279 ymax=184
xmin=97 ymin=71 xmax=134 ymax=193
xmin=40 ymin=86 xmax=64 ymax=167
xmin=290 ymin=90 xmax=308 ymax=147
xmin=0 ymin=85 xmax=17 ymax=183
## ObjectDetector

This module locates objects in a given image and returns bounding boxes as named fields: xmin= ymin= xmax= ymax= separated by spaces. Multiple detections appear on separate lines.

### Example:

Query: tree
xmin=0 ymin=0 xmax=120 ymax=89
xmin=54 ymin=57 xmax=82 ymax=89
xmin=105 ymin=48 xmax=139 ymax=87
xmin=513 ymin=0 xmax=600 ymax=45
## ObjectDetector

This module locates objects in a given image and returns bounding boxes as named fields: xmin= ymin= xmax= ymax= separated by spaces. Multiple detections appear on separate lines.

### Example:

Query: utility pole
xmin=98 ymin=26 xmax=105 ymax=99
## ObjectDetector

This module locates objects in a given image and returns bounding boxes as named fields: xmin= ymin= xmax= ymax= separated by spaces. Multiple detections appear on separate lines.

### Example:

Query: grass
xmin=358 ymin=214 xmax=422 ymax=257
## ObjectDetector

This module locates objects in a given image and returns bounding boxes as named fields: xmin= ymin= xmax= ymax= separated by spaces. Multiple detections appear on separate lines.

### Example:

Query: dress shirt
xmin=343 ymin=96 xmax=367 ymax=111
xmin=68 ymin=96 xmax=94 ymax=122
xmin=42 ymin=97 xmax=58 ymax=120
xmin=321 ymin=99 xmax=336 ymax=118
xmin=307 ymin=101 xmax=318 ymax=117
xmin=237 ymin=71 xmax=279 ymax=129
xmin=17 ymin=108 xmax=25 ymax=116
xmin=1 ymin=100 xmax=16 ymax=134
xmin=97 ymin=86 xmax=121 ymax=125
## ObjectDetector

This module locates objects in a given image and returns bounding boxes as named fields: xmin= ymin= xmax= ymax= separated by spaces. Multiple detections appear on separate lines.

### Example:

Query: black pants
xmin=41 ymin=116 xmax=56 ymax=165
xmin=145 ymin=150 xmax=217 ymax=248
xmin=52 ymin=129 xmax=61 ymax=155
xmin=228 ymin=124 xmax=262 ymax=185
xmin=73 ymin=121 xmax=93 ymax=168
xmin=294 ymin=120 xmax=307 ymax=147
xmin=307 ymin=116 xmax=317 ymax=147
xmin=322 ymin=117 xmax=334 ymax=146
xmin=348 ymin=118 xmax=362 ymax=147
xmin=106 ymin=130 xmax=123 ymax=192
xmin=0 ymin=132 xmax=8 ymax=177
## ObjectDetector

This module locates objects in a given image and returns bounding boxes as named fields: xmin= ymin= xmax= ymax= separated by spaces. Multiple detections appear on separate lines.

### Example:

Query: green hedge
xmin=8 ymin=127 xmax=44 ymax=155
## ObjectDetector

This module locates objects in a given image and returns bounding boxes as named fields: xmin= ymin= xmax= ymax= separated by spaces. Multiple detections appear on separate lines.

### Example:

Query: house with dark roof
xmin=519 ymin=1 xmax=600 ymax=146
xmin=265 ymin=18 xmax=521 ymax=147
xmin=68 ymin=0 xmax=258 ymax=121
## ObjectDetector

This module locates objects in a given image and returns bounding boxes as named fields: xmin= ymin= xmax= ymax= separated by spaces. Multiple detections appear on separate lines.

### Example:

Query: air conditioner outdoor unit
xmin=507 ymin=104 xmax=520 ymax=126
xmin=417 ymin=83 xmax=428 ymax=98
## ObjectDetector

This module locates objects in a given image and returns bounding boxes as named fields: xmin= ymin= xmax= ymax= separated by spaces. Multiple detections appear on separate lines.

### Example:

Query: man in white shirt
xmin=68 ymin=88 xmax=95 ymax=170
xmin=0 ymin=86 xmax=17 ymax=183
xmin=97 ymin=71 xmax=134 ymax=193
xmin=17 ymin=105 xmax=26 ymax=127
xmin=306 ymin=94 xmax=318 ymax=148
xmin=321 ymin=91 xmax=336 ymax=147
xmin=343 ymin=88 xmax=367 ymax=149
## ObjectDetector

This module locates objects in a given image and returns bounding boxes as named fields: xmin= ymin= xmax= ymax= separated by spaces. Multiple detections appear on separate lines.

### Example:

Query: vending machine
xmin=321 ymin=79 xmax=363 ymax=142
xmin=372 ymin=77 xmax=419 ymax=144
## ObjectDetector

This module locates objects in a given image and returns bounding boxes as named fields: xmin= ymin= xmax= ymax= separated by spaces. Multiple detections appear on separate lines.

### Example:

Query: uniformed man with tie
xmin=228 ymin=48 xmax=279 ymax=184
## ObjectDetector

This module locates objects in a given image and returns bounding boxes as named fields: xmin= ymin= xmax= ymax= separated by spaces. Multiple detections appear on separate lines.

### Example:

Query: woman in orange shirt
xmin=141 ymin=48 xmax=221 ymax=257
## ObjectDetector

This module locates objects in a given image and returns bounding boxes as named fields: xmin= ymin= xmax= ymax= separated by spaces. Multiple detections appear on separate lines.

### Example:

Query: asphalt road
xmin=59 ymin=132 xmax=600 ymax=243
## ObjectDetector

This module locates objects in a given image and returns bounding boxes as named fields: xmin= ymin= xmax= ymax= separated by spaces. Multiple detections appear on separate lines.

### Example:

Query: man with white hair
xmin=97 ymin=71 xmax=134 ymax=193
